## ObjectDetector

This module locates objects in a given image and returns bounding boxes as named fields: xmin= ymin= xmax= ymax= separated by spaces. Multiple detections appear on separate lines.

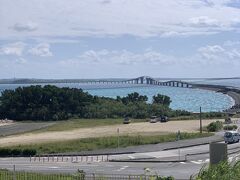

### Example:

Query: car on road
xmin=224 ymin=131 xmax=240 ymax=144
xmin=160 ymin=115 xmax=168 ymax=123
xmin=150 ymin=116 xmax=159 ymax=123
xmin=123 ymin=117 xmax=131 ymax=124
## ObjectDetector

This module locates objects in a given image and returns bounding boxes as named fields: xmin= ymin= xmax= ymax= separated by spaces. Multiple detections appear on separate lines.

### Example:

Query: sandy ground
xmin=0 ymin=119 xmax=226 ymax=147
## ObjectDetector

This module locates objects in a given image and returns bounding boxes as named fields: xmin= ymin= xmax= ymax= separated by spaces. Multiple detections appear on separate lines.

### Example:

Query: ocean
xmin=0 ymin=81 xmax=235 ymax=113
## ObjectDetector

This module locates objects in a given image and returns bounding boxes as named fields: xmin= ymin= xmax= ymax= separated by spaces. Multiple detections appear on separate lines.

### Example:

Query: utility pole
xmin=200 ymin=106 xmax=202 ymax=133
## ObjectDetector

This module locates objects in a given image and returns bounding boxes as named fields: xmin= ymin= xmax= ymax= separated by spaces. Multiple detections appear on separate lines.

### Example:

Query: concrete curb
xmin=109 ymin=159 xmax=187 ymax=163
xmin=163 ymin=139 xmax=223 ymax=151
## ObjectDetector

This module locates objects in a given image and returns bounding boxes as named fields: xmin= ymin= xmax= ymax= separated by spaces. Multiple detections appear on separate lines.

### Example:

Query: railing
xmin=30 ymin=155 xmax=109 ymax=163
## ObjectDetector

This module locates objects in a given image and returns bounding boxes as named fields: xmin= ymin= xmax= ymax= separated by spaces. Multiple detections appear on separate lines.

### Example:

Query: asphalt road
xmin=1 ymin=142 xmax=240 ymax=179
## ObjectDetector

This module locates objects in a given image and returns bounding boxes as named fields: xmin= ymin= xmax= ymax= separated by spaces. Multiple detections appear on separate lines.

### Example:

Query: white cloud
xmin=10 ymin=22 xmax=38 ymax=32
xmin=198 ymin=45 xmax=225 ymax=59
xmin=61 ymin=45 xmax=240 ymax=68
xmin=15 ymin=57 xmax=27 ymax=64
xmin=28 ymin=43 xmax=53 ymax=57
xmin=0 ymin=42 xmax=26 ymax=56
xmin=62 ymin=49 xmax=177 ymax=66
xmin=189 ymin=16 xmax=221 ymax=27
xmin=197 ymin=44 xmax=240 ymax=63
xmin=223 ymin=40 xmax=240 ymax=46
xmin=1 ymin=0 xmax=240 ymax=38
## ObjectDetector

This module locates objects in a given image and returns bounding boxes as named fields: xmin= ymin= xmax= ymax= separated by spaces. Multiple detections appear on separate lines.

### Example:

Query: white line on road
xmin=205 ymin=159 xmax=209 ymax=163
xmin=128 ymin=155 xmax=135 ymax=159
xmin=48 ymin=166 xmax=59 ymax=169
xmin=117 ymin=166 xmax=128 ymax=172
xmin=190 ymin=161 xmax=202 ymax=165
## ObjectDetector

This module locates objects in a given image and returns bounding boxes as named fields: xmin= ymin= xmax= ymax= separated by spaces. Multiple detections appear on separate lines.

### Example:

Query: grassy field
xmin=0 ymin=169 xmax=166 ymax=180
xmin=0 ymin=169 xmax=84 ymax=180
xmin=33 ymin=118 xmax=146 ymax=132
xmin=5 ymin=132 xmax=213 ymax=154
xmin=33 ymin=116 xmax=224 ymax=133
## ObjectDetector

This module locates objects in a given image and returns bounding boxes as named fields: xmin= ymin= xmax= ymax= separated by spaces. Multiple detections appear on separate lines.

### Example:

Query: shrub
xmin=22 ymin=149 xmax=37 ymax=156
xmin=10 ymin=149 xmax=22 ymax=156
xmin=207 ymin=121 xmax=223 ymax=132
xmin=195 ymin=161 xmax=240 ymax=180
xmin=0 ymin=148 xmax=37 ymax=157
xmin=156 ymin=176 xmax=174 ymax=180
xmin=0 ymin=149 xmax=11 ymax=156
xmin=223 ymin=125 xmax=238 ymax=131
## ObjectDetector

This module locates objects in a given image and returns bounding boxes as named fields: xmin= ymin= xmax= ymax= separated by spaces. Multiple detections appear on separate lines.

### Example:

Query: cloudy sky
xmin=0 ymin=0 xmax=240 ymax=79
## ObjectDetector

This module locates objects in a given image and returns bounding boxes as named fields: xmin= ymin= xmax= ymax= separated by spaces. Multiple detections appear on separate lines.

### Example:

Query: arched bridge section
xmin=83 ymin=76 xmax=192 ymax=88
xmin=125 ymin=76 xmax=192 ymax=88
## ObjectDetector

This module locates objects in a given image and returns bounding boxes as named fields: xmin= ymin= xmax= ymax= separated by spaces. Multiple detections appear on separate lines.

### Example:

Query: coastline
xmin=193 ymin=84 xmax=240 ymax=107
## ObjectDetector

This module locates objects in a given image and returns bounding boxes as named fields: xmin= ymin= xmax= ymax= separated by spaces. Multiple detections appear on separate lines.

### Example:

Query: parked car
xmin=225 ymin=117 xmax=232 ymax=124
xmin=123 ymin=117 xmax=131 ymax=124
xmin=160 ymin=115 xmax=168 ymax=123
xmin=150 ymin=116 xmax=158 ymax=123
xmin=224 ymin=131 xmax=240 ymax=144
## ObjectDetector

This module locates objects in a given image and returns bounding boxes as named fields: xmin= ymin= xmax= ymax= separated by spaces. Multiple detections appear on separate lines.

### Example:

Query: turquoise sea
xmin=0 ymin=82 xmax=234 ymax=113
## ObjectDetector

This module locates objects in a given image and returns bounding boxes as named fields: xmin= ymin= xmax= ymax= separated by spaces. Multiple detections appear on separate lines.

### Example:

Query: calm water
xmin=0 ymin=83 xmax=234 ymax=113
xmin=192 ymin=79 xmax=240 ymax=89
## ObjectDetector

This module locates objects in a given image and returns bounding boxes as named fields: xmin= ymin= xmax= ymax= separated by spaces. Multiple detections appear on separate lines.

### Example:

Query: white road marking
xmin=191 ymin=161 xmax=202 ymax=164
xmin=128 ymin=155 xmax=135 ymax=159
xmin=205 ymin=159 xmax=209 ymax=163
xmin=180 ymin=162 xmax=186 ymax=164
xmin=48 ymin=166 xmax=59 ymax=169
xmin=117 ymin=166 xmax=128 ymax=171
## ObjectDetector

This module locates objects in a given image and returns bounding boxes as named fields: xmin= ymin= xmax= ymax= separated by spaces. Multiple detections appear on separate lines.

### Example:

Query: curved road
xmin=1 ymin=142 xmax=240 ymax=179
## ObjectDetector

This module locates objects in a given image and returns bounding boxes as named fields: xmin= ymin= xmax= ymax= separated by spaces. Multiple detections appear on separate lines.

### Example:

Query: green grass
xmin=6 ymin=132 xmax=213 ymax=154
xmin=0 ymin=169 xmax=83 ymax=180
xmin=195 ymin=161 xmax=240 ymax=180
xmin=0 ymin=169 xmax=171 ymax=180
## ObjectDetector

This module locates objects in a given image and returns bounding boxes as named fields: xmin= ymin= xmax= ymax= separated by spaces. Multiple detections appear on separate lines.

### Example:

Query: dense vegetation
xmin=195 ymin=161 xmax=240 ymax=180
xmin=0 ymin=85 xmax=190 ymax=121
xmin=0 ymin=148 xmax=36 ymax=157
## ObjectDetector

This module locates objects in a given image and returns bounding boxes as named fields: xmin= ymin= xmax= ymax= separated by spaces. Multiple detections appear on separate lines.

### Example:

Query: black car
xmin=160 ymin=115 xmax=168 ymax=123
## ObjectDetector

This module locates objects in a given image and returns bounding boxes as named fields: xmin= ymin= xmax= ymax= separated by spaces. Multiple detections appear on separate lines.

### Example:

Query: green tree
xmin=152 ymin=94 xmax=171 ymax=106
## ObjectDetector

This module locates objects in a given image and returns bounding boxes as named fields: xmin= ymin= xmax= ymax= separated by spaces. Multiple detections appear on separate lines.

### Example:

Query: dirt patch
xmin=0 ymin=119 xmax=14 ymax=127
xmin=0 ymin=119 xmax=225 ymax=147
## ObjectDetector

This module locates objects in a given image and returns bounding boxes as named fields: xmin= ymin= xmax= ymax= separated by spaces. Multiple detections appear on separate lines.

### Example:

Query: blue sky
xmin=0 ymin=0 xmax=240 ymax=79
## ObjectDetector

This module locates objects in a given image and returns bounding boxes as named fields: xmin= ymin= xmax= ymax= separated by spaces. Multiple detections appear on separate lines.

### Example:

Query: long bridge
xmin=83 ymin=76 xmax=192 ymax=88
